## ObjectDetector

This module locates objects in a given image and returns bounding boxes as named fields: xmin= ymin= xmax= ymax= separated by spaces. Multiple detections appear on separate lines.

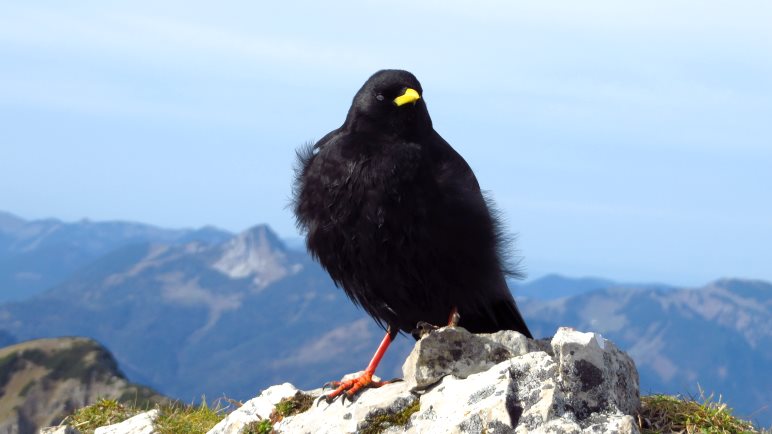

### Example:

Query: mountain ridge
xmin=0 ymin=336 xmax=166 ymax=434
xmin=0 ymin=210 xmax=233 ymax=302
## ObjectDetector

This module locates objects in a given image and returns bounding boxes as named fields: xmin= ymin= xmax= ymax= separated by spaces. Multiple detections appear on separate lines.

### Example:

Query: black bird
xmin=292 ymin=69 xmax=532 ymax=401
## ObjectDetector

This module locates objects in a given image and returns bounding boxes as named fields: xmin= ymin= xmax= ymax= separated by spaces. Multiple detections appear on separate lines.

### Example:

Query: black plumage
xmin=293 ymin=69 xmax=531 ymax=341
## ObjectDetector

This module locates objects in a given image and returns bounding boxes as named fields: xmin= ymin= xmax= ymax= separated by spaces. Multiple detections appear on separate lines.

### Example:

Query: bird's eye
xmin=375 ymin=93 xmax=385 ymax=101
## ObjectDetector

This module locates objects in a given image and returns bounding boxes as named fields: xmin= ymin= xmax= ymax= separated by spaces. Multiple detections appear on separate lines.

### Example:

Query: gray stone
xmin=483 ymin=330 xmax=553 ymax=356
xmin=551 ymin=327 xmax=640 ymax=418
xmin=401 ymin=326 xmax=520 ymax=389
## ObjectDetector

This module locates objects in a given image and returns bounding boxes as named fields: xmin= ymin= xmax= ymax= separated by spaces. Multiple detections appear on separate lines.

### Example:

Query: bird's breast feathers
xmin=302 ymin=138 xmax=436 ymax=229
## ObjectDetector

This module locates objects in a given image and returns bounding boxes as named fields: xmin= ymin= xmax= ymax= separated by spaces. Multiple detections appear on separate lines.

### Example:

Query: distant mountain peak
xmin=0 ymin=210 xmax=26 ymax=233
xmin=240 ymin=224 xmax=285 ymax=247
xmin=514 ymin=274 xmax=617 ymax=300
xmin=212 ymin=224 xmax=299 ymax=289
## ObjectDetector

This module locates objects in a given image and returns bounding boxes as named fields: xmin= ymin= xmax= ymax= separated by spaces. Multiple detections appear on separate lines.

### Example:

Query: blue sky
xmin=2 ymin=1 xmax=771 ymax=286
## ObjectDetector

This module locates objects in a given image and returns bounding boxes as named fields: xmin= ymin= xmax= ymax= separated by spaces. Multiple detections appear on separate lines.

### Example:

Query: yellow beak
xmin=393 ymin=88 xmax=421 ymax=107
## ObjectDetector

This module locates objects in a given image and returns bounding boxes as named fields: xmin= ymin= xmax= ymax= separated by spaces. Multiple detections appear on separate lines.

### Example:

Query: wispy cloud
xmin=0 ymin=5 xmax=379 ymax=74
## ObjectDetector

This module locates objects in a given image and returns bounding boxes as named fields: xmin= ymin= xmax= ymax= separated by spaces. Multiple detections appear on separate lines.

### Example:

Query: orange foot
xmin=316 ymin=330 xmax=397 ymax=404
xmin=319 ymin=371 xmax=393 ymax=403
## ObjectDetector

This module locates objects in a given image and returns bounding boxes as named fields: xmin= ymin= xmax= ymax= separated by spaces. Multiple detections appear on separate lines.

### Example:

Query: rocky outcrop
xmin=212 ymin=326 xmax=640 ymax=434
xmin=47 ymin=327 xmax=641 ymax=434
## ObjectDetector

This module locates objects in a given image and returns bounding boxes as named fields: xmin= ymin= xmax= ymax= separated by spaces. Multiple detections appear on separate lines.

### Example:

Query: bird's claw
xmin=315 ymin=372 xmax=396 ymax=406
xmin=411 ymin=321 xmax=439 ymax=339
xmin=411 ymin=308 xmax=461 ymax=339
xmin=315 ymin=393 xmax=341 ymax=406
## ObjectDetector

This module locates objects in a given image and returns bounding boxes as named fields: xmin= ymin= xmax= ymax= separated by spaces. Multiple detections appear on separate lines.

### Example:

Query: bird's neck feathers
xmin=344 ymin=106 xmax=433 ymax=142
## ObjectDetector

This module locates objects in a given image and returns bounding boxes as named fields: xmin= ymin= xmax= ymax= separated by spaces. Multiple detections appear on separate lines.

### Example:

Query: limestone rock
xmin=274 ymin=381 xmax=416 ymax=434
xmin=206 ymin=383 xmax=299 ymax=434
xmin=404 ymin=358 xmax=521 ymax=433
xmin=402 ymin=326 xmax=521 ymax=389
xmin=94 ymin=410 xmax=158 ymax=434
xmin=551 ymin=327 xmax=640 ymax=418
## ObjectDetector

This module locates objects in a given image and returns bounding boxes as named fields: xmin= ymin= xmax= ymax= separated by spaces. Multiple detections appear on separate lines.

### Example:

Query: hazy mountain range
xmin=0 ymin=210 xmax=231 ymax=302
xmin=0 ymin=211 xmax=769 ymax=426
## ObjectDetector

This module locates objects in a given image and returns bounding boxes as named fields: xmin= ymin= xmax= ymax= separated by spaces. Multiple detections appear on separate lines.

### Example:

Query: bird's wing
xmin=428 ymin=133 xmax=489 ymax=222
xmin=432 ymin=142 xmax=524 ymax=281
xmin=313 ymin=129 xmax=341 ymax=150
xmin=426 ymin=133 xmax=532 ymax=337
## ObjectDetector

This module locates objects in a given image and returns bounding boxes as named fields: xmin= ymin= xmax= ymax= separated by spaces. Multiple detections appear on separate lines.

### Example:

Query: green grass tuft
xmin=64 ymin=398 xmax=139 ymax=434
xmin=638 ymin=393 xmax=759 ymax=434
xmin=154 ymin=399 xmax=225 ymax=434
xmin=64 ymin=397 xmax=226 ymax=434
xmin=242 ymin=419 xmax=273 ymax=434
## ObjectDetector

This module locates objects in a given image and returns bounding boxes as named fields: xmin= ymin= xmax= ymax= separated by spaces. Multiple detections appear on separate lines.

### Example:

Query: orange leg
xmin=322 ymin=329 xmax=395 ymax=402
xmin=447 ymin=306 xmax=460 ymax=327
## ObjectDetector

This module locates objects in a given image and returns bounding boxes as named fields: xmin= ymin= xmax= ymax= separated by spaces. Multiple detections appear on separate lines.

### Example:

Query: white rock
xmin=407 ymin=359 xmax=520 ymax=433
xmin=482 ymin=329 xmax=534 ymax=356
xmin=94 ymin=409 xmax=158 ymax=434
xmin=550 ymin=328 xmax=640 ymax=418
xmin=206 ymin=383 xmax=298 ymax=434
xmin=275 ymin=381 xmax=415 ymax=434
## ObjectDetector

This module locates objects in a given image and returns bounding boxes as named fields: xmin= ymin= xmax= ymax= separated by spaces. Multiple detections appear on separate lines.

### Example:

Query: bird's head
xmin=344 ymin=69 xmax=433 ymax=137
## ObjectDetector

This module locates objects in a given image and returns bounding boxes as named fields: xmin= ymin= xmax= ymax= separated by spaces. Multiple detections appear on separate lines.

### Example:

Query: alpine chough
xmin=292 ymin=69 xmax=532 ymax=401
